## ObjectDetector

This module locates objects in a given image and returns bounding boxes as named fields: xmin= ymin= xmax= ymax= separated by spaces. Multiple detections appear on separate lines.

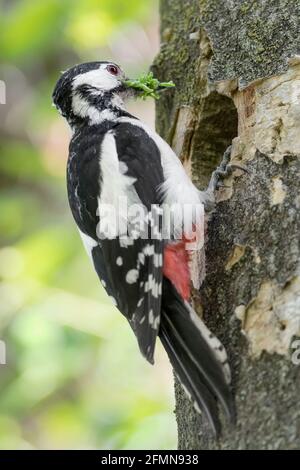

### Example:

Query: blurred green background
xmin=0 ymin=0 xmax=176 ymax=449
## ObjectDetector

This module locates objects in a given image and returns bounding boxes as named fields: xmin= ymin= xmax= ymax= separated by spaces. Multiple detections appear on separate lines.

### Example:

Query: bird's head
xmin=52 ymin=61 xmax=128 ymax=126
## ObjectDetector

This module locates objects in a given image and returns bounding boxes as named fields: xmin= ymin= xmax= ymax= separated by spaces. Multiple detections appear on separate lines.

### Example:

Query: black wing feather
xmin=99 ymin=122 xmax=165 ymax=362
xmin=67 ymin=121 xmax=165 ymax=363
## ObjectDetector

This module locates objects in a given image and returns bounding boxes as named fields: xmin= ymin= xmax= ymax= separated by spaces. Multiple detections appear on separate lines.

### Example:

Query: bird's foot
xmin=207 ymin=145 xmax=248 ymax=193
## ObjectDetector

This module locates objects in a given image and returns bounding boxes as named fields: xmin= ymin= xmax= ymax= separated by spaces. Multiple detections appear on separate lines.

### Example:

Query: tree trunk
xmin=153 ymin=0 xmax=300 ymax=449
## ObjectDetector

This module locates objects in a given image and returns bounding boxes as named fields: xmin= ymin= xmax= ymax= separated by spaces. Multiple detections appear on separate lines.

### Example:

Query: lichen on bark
xmin=199 ymin=0 xmax=300 ymax=88
xmin=155 ymin=0 xmax=300 ymax=449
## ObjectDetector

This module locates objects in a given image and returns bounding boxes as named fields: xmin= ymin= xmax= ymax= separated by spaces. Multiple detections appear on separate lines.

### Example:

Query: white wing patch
xmin=97 ymin=131 xmax=141 ymax=239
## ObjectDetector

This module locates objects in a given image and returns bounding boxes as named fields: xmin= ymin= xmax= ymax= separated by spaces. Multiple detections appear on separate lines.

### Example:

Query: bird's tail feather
xmin=159 ymin=278 xmax=235 ymax=436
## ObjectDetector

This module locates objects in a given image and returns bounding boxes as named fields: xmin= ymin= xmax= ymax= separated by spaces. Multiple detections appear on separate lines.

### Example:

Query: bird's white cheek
xmin=72 ymin=94 xmax=116 ymax=124
xmin=73 ymin=69 xmax=119 ymax=91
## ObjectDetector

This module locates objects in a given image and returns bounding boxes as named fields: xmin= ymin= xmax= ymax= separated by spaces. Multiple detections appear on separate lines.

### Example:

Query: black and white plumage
xmin=53 ymin=61 xmax=235 ymax=435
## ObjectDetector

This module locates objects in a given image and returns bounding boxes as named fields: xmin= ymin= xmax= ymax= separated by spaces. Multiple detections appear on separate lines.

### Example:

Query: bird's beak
xmin=121 ymin=77 xmax=141 ymax=97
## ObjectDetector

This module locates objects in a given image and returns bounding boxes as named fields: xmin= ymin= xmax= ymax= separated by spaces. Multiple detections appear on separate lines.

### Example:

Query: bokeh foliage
xmin=0 ymin=0 xmax=176 ymax=449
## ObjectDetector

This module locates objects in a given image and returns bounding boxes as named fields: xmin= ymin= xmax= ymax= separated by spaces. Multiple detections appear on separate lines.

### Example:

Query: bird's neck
xmin=69 ymin=87 xmax=131 ymax=128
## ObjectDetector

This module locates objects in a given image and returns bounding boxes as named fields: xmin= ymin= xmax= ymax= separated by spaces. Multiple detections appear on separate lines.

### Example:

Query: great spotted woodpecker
xmin=52 ymin=61 xmax=235 ymax=435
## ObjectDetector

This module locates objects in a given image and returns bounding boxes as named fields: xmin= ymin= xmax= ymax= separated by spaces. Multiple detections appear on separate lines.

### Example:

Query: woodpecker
xmin=52 ymin=61 xmax=235 ymax=435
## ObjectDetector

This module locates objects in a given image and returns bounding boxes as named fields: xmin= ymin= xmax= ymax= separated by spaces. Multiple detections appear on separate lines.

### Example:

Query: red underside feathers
xmin=163 ymin=240 xmax=191 ymax=300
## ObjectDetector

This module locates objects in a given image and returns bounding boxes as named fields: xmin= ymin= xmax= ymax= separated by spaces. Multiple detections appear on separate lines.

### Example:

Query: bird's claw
xmin=207 ymin=145 xmax=248 ymax=193
xmin=218 ymin=145 xmax=232 ymax=171
xmin=229 ymin=163 xmax=249 ymax=174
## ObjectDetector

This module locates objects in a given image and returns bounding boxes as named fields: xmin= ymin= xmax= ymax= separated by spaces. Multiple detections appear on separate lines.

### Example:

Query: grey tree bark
xmin=153 ymin=0 xmax=300 ymax=449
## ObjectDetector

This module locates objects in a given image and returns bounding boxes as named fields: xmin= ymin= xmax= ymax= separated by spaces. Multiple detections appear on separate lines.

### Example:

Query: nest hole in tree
xmin=192 ymin=91 xmax=238 ymax=190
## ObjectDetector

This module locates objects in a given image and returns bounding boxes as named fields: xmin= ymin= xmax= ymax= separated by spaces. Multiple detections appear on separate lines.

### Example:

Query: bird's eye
xmin=107 ymin=64 xmax=119 ymax=75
